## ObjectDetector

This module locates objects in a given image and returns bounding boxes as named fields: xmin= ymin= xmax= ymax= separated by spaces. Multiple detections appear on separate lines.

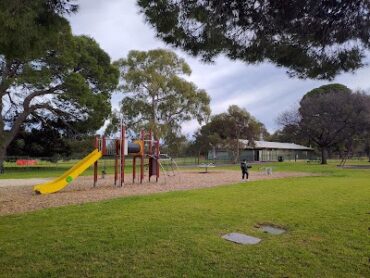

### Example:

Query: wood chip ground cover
xmin=0 ymin=171 xmax=312 ymax=215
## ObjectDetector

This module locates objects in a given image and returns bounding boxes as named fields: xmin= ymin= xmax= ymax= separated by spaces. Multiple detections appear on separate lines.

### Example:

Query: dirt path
xmin=0 ymin=178 xmax=52 ymax=187
xmin=0 ymin=171 xmax=313 ymax=216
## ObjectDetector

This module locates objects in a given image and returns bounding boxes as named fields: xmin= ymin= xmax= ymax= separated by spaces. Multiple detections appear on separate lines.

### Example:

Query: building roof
xmin=239 ymin=140 xmax=313 ymax=150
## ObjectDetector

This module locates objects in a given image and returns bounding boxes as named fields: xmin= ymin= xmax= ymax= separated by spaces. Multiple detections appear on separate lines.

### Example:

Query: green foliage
xmin=1 ymin=26 xmax=119 ymax=168
xmin=302 ymin=83 xmax=351 ymax=101
xmin=0 ymin=0 xmax=77 ymax=60
xmin=193 ymin=105 xmax=266 ymax=160
xmin=1 ymin=34 xmax=119 ymax=133
xmin=114 ymin=49 xmax=210 ymax=140
xmin=0 ymin=164 xmax=369 ymax=276
xmin=161 ymin=132 xmax=188 ymax=156
xmin=138 ymin=0 xmax=370 ymax=80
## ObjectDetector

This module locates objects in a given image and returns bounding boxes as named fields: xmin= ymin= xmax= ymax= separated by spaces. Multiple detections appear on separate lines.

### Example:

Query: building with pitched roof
xmin=208 ymin=140 xmax=314 ymax=162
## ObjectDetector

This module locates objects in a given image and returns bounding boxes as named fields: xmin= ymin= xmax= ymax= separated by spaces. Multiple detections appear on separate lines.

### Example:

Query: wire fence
xmin=3 ymin=153 xmax=369 ymax=172
xmin=2 ymin=155 xmax=222 ymax=172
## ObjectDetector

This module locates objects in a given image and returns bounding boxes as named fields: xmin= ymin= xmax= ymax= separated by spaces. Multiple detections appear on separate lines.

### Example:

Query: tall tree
xmin=114 ymin=49 xmax=211 ymax=142
xmin=138 ymin=0 xmax=370 ymax=80
xmin=0 ymin=34 xmax=119 ymax=172
xmin=0 ymin=0 xmax=78 ymax=61
xmin=194 ymin=105 xmax=265 ymax=163
xmin=279 ymin=84 xmax=370 ymax=164
xmin=227 ymin=105 xmax=265 ymax=162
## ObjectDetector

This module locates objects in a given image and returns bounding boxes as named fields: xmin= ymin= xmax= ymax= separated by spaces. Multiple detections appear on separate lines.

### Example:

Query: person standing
xmin=240 ymin=159 xmax=249 ymax=181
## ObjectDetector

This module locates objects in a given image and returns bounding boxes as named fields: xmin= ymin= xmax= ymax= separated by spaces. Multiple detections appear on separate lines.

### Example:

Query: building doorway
xmin=254 ymin=150 xmax=260 ymax=161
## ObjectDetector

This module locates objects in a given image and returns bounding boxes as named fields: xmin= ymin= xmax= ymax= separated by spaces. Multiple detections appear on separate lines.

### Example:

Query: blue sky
xmin=68 ymin=0 xmax=370 ymax=136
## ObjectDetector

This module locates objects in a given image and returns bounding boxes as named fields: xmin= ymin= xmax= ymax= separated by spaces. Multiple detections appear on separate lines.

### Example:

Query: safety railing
xmin=96 ymin=137 xmax=120 ymax=156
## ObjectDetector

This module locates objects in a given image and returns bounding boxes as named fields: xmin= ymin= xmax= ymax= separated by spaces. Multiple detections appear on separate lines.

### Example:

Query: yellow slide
xmin=34 ymin=149 xmax=102 ymax=194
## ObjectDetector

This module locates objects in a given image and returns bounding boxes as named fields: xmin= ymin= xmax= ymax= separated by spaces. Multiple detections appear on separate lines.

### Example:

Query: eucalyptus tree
xmin=138 ymin=0 xmax=370 ymax=80
xmin=114 ymin=49 xmax=211 ymax=142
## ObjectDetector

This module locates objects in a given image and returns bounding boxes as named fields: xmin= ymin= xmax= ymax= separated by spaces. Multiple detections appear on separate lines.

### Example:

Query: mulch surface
xmin=0 ymin=170 xmax=313 ymax=216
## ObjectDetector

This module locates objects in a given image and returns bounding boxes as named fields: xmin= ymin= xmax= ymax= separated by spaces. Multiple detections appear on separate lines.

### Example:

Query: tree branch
xmin=23 ymin=84 xmax=64 ymax=108
xmin=6 ymin=92 xmax=17 ymax=108
xmin=6 ymin=96 xmax=67 ymax=147
xmin=0 ymin=59 xmax=22 ymax=97
xmin=166 ymin=105 xmax=189 ymax=123
xmin=30 ymin=103 xmax=80 ymax=121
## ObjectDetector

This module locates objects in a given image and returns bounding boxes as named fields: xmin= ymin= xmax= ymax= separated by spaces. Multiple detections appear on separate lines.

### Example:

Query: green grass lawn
xmin=2 ymin=158 xmax=369 ymax=179
xmin=0 ymin=163 xmax=369 ymax=277
xmin=219 ymin=159 xmax=370 ymax=172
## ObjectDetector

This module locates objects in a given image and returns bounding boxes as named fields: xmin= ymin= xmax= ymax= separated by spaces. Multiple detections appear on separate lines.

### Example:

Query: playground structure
xmin=337 ymin=151 xmax=370 ymax=168
xmin=157 ymin=153 xmax=179 ymax=177
xmin=33 ymin=126 xmax=161 ymax=194
xmin=338 ymin=151 xmax=353 ymax=167
xmin=94 ymin=127 xmax=160 ymax=187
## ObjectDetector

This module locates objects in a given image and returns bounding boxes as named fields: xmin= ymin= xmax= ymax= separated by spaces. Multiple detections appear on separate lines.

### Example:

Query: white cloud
xmin=68 ymin=0 xmax=370 ymax=135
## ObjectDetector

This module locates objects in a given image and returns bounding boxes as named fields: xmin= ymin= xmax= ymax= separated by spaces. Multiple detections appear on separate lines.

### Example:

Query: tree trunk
xmin=234 ymin=139 xmax=240 ymax=164
xmin=233 ymin=130 xmax=240 ymax=164
xmin=151 ymin=95 xmax=158 ymax=138
xmin=0 ymin=143 xmax=6 ymax=174
xmin=321 ymin=147 xmax=328 ymax=164
xmin=0 ymin=116 xmax=24 ymax=173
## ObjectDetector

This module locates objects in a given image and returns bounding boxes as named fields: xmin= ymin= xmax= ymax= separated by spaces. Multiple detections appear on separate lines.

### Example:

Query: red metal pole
xmin=133 ymin=156 xmax=136 ymax=183
xmin=148 ymin=130 xmax=152 ymax=182
xmin=156 ymin=138 xmax=160 ymax=182
xmin=121 ymin=127 xmax=125 ymax=187
xmin=140 ymin=130 xmax=145 ymax=183
xmin=94 ymin=136 xmax=99 ymax=187
xmin=114 ymin=140 xmax=118 ymax=186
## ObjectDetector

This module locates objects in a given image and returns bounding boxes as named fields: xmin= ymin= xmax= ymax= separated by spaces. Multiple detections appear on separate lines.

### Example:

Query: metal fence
xmin=3 ymin=153 xmax=369 ymax=172
xmin=3 ymin=155 xmax=226 ymax=169
xmin=168 ymin=156 xmax=236 ymax=166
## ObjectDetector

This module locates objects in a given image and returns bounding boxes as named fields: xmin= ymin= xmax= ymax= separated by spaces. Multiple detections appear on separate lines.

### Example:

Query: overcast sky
xmin=68 ymin=0 xmax=370 ymax=136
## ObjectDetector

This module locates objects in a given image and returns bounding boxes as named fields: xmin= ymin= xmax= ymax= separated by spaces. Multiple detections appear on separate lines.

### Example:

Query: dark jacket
xmin=240 ymin=161 xmax=248 ymax=171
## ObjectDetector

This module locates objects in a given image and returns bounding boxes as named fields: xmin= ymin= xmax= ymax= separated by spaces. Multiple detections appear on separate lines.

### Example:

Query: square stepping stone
xmin=222 ymin=233 xmax=261 ymax=245
xmin=259 ymin=225 xmax=286 ymax=235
